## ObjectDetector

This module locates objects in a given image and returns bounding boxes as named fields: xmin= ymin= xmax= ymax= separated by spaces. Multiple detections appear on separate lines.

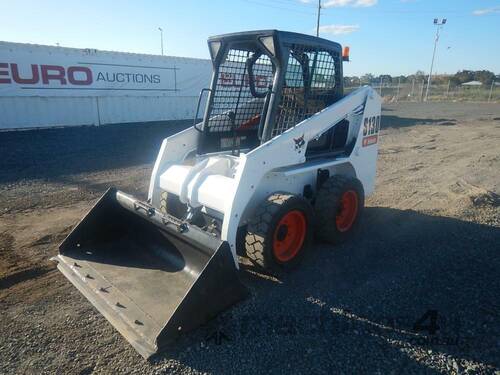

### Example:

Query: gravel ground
xmin=0 ymin=103 xmax=499 ymax=374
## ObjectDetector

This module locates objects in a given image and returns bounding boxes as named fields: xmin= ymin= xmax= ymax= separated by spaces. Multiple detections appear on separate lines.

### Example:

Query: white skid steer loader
xmin=53 ymin=30 xmax=381 ymax=358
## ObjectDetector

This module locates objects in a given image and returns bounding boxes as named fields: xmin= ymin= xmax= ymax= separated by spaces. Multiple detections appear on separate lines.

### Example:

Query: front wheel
xmin=160 ymin=191 xmax=187 ymax=219
xmin=245 ymin=193 xmax=313 ymax=271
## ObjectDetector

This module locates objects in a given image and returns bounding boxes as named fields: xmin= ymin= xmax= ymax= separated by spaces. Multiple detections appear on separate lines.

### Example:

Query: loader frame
xmin=148 ymin=32 xmax=382 ymax=265
xmin=55 ymin=30 xmax=382 ymax=359
xmin=149 ymin=85 xmax=381 ymax=264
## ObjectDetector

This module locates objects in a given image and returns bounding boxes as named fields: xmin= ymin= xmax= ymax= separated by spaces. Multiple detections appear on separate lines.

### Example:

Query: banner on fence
xmin=0 ymin=42 xmax=212 ymax=97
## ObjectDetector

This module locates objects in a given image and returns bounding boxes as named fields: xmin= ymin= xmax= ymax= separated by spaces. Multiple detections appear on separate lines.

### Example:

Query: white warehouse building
xmin=0 ymin=42 xmax=212 ymax=130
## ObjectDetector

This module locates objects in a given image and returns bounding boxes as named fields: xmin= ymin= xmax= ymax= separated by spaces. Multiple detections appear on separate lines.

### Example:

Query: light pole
xmin=489 ymin=80 xmax=495 ymax=102
xmin=424 ymin=18 xmax=446 ymax=102
xmin=316 ymin=0 xmax=321 ymax=37
xmin=158 ymin=27 xmax=164 ymax=56
xmin=396 ymin=76 xmax=401 ymax=102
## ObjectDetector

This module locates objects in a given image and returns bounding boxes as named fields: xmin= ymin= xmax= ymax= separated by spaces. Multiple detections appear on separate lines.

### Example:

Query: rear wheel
xmin=315 ymin=176 xmax=364 ymax=244
xmin=245 ymin=193 xmax=313 ymax=270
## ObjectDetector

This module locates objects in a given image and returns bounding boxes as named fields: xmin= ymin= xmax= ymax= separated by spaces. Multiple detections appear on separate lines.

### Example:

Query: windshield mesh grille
xmin=272 ymin=45 xmax=340 ymax=137
xmin=207 ymin=49 xmax=273 ymax=135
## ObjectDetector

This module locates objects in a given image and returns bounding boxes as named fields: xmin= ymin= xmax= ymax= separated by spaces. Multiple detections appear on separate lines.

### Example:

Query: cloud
xmin=300 ymin=0 xmax=377 ymax=7
xmin=318 ymin=24 xmax=360 ymax=35
xmin=324 ymin=0 xmax=377 ymax=7
xmin=472 ymin=6 xmax=500 ymax=15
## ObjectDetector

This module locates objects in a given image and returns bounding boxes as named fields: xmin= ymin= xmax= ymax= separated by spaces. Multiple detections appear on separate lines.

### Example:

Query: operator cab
xmin=195 ymin=30 xmax=347 ymax=156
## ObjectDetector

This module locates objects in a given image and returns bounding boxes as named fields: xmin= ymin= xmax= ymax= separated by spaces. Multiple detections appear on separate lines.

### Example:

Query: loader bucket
xmin=52 ymin=188 xmax=247 ymax=359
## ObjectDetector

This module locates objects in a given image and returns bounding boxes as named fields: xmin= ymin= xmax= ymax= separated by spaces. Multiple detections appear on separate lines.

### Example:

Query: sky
xmin=1 ymin=0 xmax=499 ymax=76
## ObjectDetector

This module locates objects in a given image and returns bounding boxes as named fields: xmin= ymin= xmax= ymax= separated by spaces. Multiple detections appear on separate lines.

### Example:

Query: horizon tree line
xmin=345 ymin=70 xmax=498 ymax=87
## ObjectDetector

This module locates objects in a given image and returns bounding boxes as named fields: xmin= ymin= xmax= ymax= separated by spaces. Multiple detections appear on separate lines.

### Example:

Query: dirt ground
xmin=0 ymin=103 xmax=499 ymax=374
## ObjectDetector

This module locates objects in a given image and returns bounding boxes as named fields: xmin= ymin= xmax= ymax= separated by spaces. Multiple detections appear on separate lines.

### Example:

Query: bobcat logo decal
xmin=293 ymin=134 xmax=305 ymax=151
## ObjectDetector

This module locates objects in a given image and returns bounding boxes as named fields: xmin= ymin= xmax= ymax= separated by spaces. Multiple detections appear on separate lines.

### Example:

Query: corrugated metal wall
xmin=97 ymin=96 xmax=202 ymax=124
xmin=0 ymin=97 xmax=98 ymax=128
xmin=0 ymin=96 xmax=206 ymax=129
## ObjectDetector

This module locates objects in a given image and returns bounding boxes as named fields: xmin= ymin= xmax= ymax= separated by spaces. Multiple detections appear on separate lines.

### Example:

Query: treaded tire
xmin=160 ymin=191 xmax=187 ymax=219
xmin=315 ymin=176 xmax=364 ymax=244
xmin=245 ymin=193 xmax=313 ymax=271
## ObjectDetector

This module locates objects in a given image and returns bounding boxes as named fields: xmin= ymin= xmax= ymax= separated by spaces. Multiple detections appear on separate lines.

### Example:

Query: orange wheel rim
xmin=336 ymin=190 xmax=358 ymax=232
xmin=273 ymin=210 xmax=307 ymax=262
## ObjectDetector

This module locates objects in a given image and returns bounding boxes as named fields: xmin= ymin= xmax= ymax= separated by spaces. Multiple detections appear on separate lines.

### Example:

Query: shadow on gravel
xmin=151 ymin=207 xmax=499 ymax=374
xmin=382 ymin=115 xmax=457 ymax=129
xmin=0 ymin=266 xmax=54 ymax=290
xmin=0 ymin=120 xmax=191 ymax=184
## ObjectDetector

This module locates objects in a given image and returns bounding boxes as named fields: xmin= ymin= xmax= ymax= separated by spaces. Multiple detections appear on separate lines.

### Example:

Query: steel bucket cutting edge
xmin=52 ymin=188 xmax=248 ymax=359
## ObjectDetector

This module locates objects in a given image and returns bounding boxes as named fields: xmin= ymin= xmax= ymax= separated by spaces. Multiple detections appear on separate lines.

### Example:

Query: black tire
xmin=160 ymin=191 xmax=187 ymax=219
xmin=245 ymin=193 xmax=313 ymax=271
xmin=315 ymin=176 xmax=364 ymax=244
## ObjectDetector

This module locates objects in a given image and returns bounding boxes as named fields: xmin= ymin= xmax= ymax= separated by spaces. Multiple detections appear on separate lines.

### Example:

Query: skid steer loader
xmin=53 ymin=30 xmax=381 ymax=358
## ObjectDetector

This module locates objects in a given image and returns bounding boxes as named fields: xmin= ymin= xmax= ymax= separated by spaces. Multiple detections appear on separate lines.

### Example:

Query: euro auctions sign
xmin=0 ymin=63 xmax=165 ymax=90
xmin=0 ymin=42 xmax=211 ymax=97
